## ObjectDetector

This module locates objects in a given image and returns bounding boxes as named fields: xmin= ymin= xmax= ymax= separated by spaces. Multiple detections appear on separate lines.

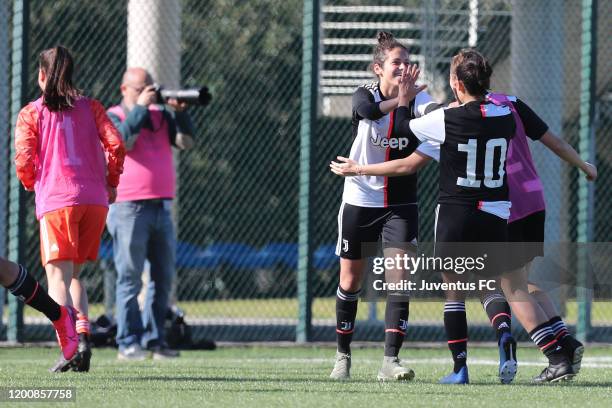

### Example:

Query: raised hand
xmin=136 ymin=85 xmax=157 ymax=107
xmin=398 ymin=64 xmax=427 ymax=106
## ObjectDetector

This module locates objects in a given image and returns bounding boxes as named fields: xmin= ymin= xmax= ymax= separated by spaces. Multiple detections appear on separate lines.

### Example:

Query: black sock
xmin=529 ymin=322 xmax=565 ymax=364
xmin=384 ymin=292 xmax=409 ymax=357
xmin=7 ymin=264 xmax=61 ymax=322
xmin=481 ymin=293 xmax=511 ymax=343
xmin=336 ymin=285 xmax=360 ymax=354
xmin=548 ymin=316 xmax=569 ymax=341
xmin=444 ymin=301 xmax=468 ymax=373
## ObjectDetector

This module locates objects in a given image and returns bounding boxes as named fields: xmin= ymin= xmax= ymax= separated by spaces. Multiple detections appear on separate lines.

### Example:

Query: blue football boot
xmin=439 ymin=365 xmax=469 ymax=384
xmin=498 ymin=332 xmax=517 ymax=384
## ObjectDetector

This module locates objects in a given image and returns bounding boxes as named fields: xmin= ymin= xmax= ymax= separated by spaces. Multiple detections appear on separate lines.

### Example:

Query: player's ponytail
xmin=370 ymin=31 xmax=408 ymax=74
xmin=451 ymin=48 xmax=492 ymax=97
xmin=39 ymin=46 xmax=81 ymax=112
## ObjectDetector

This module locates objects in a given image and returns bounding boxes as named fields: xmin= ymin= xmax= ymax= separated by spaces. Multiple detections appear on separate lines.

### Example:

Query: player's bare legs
xmin=0 ymin=257 xmax=19 ymax=286
xmin=500 ymin=267 xmax=548 ymax=332
xmin=45 ymin=260 xmax=74 ymax=307
xmin=528 ymin=283 xmax=559 ymax=317
xmin=70 ymin=264 xmax=88 ymax=317
xmin=45 ymin=260 xmax=81 ymax=372
xmin=339 ymin=258 xmax=365 ymax=292
xmin=69 ymin=263 xmax=93 ymax=372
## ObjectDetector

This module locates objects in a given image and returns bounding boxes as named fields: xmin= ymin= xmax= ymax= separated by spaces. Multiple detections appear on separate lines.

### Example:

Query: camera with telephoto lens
xmin=152 ymin=83 xmax=212 ymax=106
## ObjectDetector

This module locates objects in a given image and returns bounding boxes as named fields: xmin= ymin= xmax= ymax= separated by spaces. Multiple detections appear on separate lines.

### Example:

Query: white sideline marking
xmin=223 ymin=357 xmax=612 ymax=369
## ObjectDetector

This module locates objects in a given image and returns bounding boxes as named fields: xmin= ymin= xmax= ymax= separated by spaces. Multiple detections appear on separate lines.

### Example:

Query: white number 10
xmin=456 ymin=138 xmax=507 ymax=188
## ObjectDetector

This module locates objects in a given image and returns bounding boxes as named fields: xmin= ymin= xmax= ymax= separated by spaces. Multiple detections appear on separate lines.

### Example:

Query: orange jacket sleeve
xmin=14 ymin=104 xmax=39 ymax=191
xmin=90 ymin=99 xmax=126 ymax=188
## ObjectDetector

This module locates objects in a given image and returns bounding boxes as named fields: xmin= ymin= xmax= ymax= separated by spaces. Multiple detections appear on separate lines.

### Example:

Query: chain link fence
xmin=1 ymin=0 xmax=611 ymax=343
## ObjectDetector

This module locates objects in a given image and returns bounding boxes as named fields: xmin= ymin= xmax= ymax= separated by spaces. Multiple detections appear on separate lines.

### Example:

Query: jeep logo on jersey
xmin=370 ymin=133 xmax=411 ymax=150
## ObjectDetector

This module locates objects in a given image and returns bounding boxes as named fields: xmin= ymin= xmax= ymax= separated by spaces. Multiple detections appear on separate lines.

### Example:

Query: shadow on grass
xmin=119 ymin=376 xmax=379 ymax=383
xmin=434 ymin=381 xmax=612 ymax=388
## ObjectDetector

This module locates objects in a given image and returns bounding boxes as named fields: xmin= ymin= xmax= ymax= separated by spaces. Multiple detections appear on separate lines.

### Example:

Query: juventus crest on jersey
xmin=342 ymin=82 xmax=436 ymax=208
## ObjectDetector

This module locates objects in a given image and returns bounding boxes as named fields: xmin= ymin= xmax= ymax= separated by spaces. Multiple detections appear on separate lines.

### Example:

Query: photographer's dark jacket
xmin=107 ymin=104 xmax=194 ymax=202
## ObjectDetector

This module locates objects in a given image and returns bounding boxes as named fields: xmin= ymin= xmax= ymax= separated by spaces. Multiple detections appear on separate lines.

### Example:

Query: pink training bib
xmin=486 ymin=93 xmax=546 ymax=222
xmin=32 ymin=97 xmax=108 ymax=219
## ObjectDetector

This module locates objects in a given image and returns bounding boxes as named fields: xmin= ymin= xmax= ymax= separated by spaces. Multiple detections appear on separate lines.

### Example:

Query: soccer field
xmin=1 ymin=345 xmax=611 ymax=407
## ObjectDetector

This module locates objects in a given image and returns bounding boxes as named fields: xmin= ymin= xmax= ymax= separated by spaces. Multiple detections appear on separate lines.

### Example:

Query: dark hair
xmin=450 ymin=48 xmax=492 ymax=97
xmin=370 ymin=31 xmax=408 ymax=73
xmin=39 ymin=46 xmax=81 ymax=112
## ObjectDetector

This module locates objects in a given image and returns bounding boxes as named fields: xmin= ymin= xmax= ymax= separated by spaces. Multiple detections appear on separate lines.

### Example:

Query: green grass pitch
xmin=1 ymin=345 xmax=611 ymax=407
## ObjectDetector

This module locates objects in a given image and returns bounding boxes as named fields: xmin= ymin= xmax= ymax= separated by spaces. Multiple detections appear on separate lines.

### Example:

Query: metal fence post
xmin=576 ymin=0 xmax=597 ymax=343
xmin=297 ymin=0 xmax=320 ymax=343
xmin=125 ymin=0 xmax=182 ymax=310
xmin=0 ymin=0 xmax=11 ymax=338
xmin=512 ymin=0 xmax=565 ymax=242
xmin=510 ymin=0 xmax=565 ymax=318
xmin=7 ymin=0 xmax=29 ymax=343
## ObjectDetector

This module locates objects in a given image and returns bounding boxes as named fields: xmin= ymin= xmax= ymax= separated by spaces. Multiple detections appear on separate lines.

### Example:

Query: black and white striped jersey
xmin=397 ymin=100 xmax=516 ymax=214
xmin=342 ymin=82 xmax=437 ymax=207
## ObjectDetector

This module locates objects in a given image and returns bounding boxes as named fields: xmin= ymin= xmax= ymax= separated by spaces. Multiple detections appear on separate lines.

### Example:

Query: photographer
xmin=106 ymin=67 xmax=196 ymax=360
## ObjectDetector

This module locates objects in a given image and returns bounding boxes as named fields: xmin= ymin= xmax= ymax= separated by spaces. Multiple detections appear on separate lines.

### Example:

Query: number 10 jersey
xmin=397 ymin=101 xmax=515 ymax=207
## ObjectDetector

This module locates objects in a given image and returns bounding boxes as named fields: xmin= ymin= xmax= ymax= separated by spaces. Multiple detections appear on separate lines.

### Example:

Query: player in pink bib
xmin=14 ymin=46 xmax=125 ymax=372
xmin=486 ymin=92 xmax=596 ymax=378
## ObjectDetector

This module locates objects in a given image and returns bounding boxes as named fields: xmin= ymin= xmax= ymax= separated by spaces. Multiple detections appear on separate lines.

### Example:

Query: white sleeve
xmin=408 ymin=107 xmax=446 ymax=143
xmin=416 ymin=141 xmax=440 ymax=162
xmin=414 ymin=91 xmax=437 ymax=117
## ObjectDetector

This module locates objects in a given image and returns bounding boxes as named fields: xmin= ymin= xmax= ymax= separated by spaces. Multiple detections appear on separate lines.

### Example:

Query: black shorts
xmin=336 ymin=202 xmax=418 ymax=260
xmin=434 ymin=203 xmax=509 ymax=276
xmin=507 ymin=210 xmax=545 ymax=269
